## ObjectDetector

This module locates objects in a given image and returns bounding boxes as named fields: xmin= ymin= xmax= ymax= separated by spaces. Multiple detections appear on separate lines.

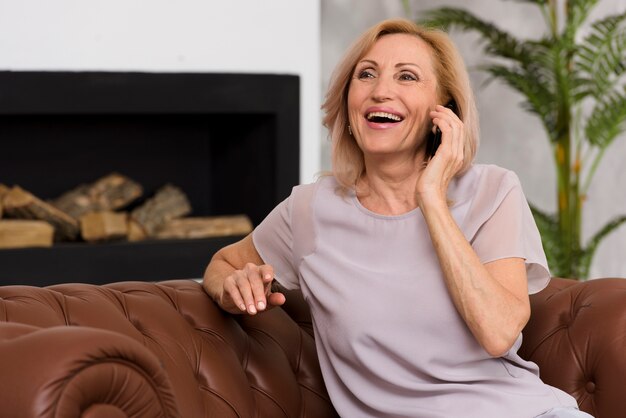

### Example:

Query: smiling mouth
xmin=366 ymin=111 xmax=403 ymax=123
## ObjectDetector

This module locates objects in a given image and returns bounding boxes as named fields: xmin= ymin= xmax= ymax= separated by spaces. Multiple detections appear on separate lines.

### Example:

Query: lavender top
xmin=253 ymin=164 xmax=577 ymax=418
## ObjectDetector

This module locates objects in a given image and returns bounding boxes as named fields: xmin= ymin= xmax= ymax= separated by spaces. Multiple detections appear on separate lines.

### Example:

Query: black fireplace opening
xmin=1 ymin=113 xmax=279 ymax=225
xmin=0 ymin=71 xmax=299 ymax=286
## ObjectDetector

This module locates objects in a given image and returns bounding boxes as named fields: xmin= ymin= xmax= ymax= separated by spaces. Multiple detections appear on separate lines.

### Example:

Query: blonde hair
xmin=322 ymin=18 xmax=479 ymax=190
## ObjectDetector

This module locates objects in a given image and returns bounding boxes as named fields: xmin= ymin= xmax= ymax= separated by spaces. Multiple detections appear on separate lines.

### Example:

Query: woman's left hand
xmin=416 ymin=104 xmax=465 ymax=206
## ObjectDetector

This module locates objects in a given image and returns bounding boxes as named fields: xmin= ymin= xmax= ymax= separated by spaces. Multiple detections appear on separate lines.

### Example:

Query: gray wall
xmin=321 ymin=0 xmax=626 ymax=279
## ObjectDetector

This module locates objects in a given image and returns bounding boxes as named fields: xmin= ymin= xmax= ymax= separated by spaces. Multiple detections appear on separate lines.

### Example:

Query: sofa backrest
xmin=519 ymin=277 xmax=626 ymax=418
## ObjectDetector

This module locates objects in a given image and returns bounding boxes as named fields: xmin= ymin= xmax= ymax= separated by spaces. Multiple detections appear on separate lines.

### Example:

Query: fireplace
xmin=0 ymin=71 xmax=299 ymax=285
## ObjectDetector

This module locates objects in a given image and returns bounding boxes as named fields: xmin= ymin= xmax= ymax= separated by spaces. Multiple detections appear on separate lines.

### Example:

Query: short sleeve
xmin=470 ymin=173 xmax=551 ymax=294
xmin=252 ymin=195 xmax=299 ymax=290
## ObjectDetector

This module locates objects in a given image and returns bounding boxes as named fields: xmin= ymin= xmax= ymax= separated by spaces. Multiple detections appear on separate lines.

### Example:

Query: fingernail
xmin=249 ymin=304 xmax=257 ymax=314
xmin=258 ymin=301 xmax=266 ymax=310
xmin=264 ymin=274 xmax=272 ymax=280
xmin=239 ymin=304 xmax=246 ymax=311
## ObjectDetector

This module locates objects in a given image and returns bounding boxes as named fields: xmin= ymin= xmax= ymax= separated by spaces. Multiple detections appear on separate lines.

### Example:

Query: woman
xmin=203 ymin=19 xmax=593 ymax=418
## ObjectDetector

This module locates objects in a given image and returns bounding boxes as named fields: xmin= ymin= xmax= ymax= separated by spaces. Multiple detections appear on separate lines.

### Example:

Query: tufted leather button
xmin=585 ymin=381 xmax=596 ymax=393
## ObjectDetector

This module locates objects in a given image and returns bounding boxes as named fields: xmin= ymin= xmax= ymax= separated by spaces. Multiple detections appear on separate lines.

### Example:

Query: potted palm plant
xmin=408 ymin=0 xmax=626 ymax=279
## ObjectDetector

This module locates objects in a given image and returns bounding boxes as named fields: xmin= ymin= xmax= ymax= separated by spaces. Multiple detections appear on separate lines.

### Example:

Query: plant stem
xmin=582 ymin=146 xmax=606 ymax=195
xmin=548 ymin=0 xmax=559 ymax=36
xmin=552 ymin=0 xmax=584 ymax=277
xmin=556 ymin=136 xmax=573 ymax=275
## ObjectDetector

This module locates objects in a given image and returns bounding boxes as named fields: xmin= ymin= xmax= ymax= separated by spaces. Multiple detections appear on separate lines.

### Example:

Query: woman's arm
xmin=421 ymin=198 xmax=530 ymax=357
xmin=420 ymin=105 xmax=530 ymax=357
xmin=203 ymin=233 xmax=285 ymax=315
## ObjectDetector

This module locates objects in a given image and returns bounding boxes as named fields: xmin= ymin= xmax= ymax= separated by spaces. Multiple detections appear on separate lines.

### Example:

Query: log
xmin=51 ymin=173 xmax=143 ymax=219
xmin=131 ymin=184 xmax=191 ymax=236
xmin=0 ymin=220 xmax=54 ymax=249
xmin=155 ymin=215 xmax=253 ymax=239
xmin=2 ymin=186 xmax=79 ymax=241
xmin=0 ymin=183 xmax=10 ymax=219
xmin=49 ymin=184 xmax=91 ymax=220
xmin=79 ymin=211 xmax=128 ymax=242
xmin=127 ymin=218 xmax=147 ymax=242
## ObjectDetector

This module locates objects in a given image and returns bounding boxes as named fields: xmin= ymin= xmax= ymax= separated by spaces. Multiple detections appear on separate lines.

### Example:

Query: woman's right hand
xmin=218 ymin=262 xmax=286 ymax=315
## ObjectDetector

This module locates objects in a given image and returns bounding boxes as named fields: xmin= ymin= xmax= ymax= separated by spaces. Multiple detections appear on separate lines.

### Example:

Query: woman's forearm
xmin=202 ymin=234 xmax=282 ymax=315
xmin=202 ymin=255 xmax=235 ymax=302
xmin=421 ymin=197 xmax=530 ymax=357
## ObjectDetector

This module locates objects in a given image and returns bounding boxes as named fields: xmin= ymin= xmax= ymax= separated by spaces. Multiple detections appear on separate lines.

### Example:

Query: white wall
xmin=321 ymin=0 xmax=626 ymax=279
xmin=0 ymin=0 xmax=321 ymax=184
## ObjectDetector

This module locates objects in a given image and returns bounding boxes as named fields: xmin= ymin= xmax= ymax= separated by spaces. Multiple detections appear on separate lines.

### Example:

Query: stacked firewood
xmin=0 ymin=173 xmax=252 ymax=249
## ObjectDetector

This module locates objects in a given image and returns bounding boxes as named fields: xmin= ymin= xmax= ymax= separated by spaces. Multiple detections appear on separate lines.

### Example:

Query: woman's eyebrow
xmin=396 ymin=62 xmax=421 ymax=70
xmin=356 ymin=60 xmax=423 ymax=72
xmin=357 ymin=59 xmax=377 ymax=66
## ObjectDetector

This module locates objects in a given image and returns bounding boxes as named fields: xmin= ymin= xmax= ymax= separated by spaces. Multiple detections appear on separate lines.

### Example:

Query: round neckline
xmin=350 ymin=192 xmax=421 ymax=220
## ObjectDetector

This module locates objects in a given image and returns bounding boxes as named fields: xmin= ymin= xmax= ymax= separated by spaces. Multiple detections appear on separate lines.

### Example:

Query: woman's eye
xmin=357 ymin=70 xmax=375 ymax=79
xmin=399 ymin=73 xmax=417 ymax=81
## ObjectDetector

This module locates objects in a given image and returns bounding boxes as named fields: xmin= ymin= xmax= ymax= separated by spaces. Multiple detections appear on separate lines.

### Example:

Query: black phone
xmin=427 ymin=100 xmax=458 ymax=158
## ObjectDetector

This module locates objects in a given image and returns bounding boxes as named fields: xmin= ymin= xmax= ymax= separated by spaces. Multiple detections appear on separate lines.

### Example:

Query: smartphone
xmin=427 ymin=100 xmax=458 ymax=158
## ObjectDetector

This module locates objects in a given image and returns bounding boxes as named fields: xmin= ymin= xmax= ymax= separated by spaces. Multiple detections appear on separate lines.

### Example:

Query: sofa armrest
xmin=0 ymin=280 xmax=339 ymax=417
xmin=520 ymin=277 xmax=626 ymax=418
xmin=0 ymin=322 xmax=180 ymax=418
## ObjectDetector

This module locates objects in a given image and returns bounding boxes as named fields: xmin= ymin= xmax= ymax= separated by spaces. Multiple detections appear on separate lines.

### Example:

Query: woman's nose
xmin=371 ymin=76 xmax=394 ymax=102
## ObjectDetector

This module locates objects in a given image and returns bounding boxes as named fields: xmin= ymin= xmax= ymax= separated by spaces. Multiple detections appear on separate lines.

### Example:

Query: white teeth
xmin=366 ymin=111 xmax=402 ymax=121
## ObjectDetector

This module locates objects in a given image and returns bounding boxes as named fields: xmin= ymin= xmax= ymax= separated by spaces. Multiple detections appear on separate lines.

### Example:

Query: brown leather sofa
xmin=0 ymin=277 xmax=623 ymax=418
xmin=518 ymin=277 xmax=626 ymax=418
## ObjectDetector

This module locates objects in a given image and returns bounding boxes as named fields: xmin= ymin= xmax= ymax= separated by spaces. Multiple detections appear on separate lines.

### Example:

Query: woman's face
xmin=347 ymin=33 xmax=440 ymax=160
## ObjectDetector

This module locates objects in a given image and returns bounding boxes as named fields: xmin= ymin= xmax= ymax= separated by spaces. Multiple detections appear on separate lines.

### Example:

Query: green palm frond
xmin=570 ymin=75 xmax=592 ymax=103
xmin=575 ymin=11 xmax=626 ymax=99
xmin=580 ymin=214 xmax=626 ymax=277
xmin=544 ymin=40 xmax=575 ymax=120
xmin=485 ymin=65 xmax=558 ymax=138
xmin=564 ymin=0 xmax=600 ymax=45
xmin=522 ymin=38 xmax=559 ymax=81
xmin=419 ymin=8 xmax=531 ymax=62
xmin=529 ymin=204 xmax=567 ymax=276
xmin=584 ymin=88 xmax=626 ymax=147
